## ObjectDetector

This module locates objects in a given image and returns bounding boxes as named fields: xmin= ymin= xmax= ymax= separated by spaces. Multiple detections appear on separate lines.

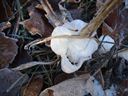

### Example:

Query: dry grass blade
xmin=6 ymin=74 xmax=28 ymax=93
xmin=80 ymin=0 xmax=122 ymax=37
xmin=24 ymin=35 xmax=86 ymax=50
xmin=12 ymin=56 xmax=59 ymax=71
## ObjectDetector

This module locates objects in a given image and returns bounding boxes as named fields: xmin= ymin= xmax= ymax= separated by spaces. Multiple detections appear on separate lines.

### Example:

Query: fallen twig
xmin=6 ymin=74 xmax=28 ymax=93
xmin=24 ymin=35 xmax=85 ymax=49
xmin=12 ymin=56 xmax=59 ymax=71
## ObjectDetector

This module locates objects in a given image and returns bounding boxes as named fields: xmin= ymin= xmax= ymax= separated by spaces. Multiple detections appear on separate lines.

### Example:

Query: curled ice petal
xmin=62 ymin=19 xmax=87 ymax=32
xmin=61 ymin=55 xmax=85 ymax=73
xmin=51 ymin=19 xmax=98 ymax=73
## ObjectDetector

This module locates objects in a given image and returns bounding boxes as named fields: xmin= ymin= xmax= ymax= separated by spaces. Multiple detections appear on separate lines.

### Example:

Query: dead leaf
xmin=11 ymin=40 xmax=32 ymax=68
xmin=0 ymin=33 xmax=18 ymax=68
xmin=101 ymin=7 xmax=120 ymax=37
xmin=102 ymin=7 xmax=128 ymax=46
xmin=97 ymin=0 xmax=128 ymax=40
xmin=40 ymin=74 xmax=115 ymax=96
xmin=0 ymin=68 xmax=28 ymax=96
xmin=0 ymin=22 xmax=11 ymax=32
xmin=21 ymin=75 xmax=43 ymax=96
xmin=54 ymin=71 xmax=87 ymax=84
xmin=21 ymin=2 xmax=53 ymax=37
xmin=39 ymin=74 xmax=90 ymax=96
xmin=37 ymin=0 xmax=67 ymax=27
xmin=40 ymin=74 xmax=116 ymax=96
xmin=116 ymin=79 xmax=128 ymax=96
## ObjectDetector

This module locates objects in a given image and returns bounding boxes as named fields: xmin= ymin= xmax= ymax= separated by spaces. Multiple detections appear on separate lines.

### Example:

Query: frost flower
xmin=51 ymin=20 xmax=98 ymax=73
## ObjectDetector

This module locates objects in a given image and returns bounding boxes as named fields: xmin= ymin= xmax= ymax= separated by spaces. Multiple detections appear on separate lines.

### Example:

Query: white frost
xmin=51 ymin=19 xmax=98 ymax=73
xmin=85 ymin=77 xmax=105 ymax=96
xmin=118 ymin=50 xmax=128 ymax=61
xmin=86 ymin=77 xmax=117 ymax=96
xmin=99 ymin=35 xmax=115 ymax=53
xmin=105 ymin=85 xmax=117 ymax=96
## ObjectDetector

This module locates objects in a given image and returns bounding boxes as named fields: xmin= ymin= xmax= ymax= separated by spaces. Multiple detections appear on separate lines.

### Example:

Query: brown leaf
xmin=54 ymin=71 xmax=87 ymax=84
xmin=37 ymin=0 xmax=66 ymax=27
xmin=0 ymin=33 xmax=18 ymax=68
xmin=41 ymin=73 xmax=116 ymax=96
xmin=101 ymin=7 xmax=120 ymax=37
xmin=97 ymin=0 xmax=127 ymax=36
xmin=100 ymin=2 xmax=128 ymax=42
xmin=11 ymin=40 xmax=32 ymax=68
xmin=118 ymin=80 xmax=128 ymax=96
xmin=39 ymin=74 xmax=92 ymax=96
xmin=0 ymin=68 xmax=28 ymax=96
xmin=47 ymin=89 xmax=54 ymax=96
xmin=0 ymin=22 xmax=11 ymax=32
xmin=22 ymin=2 xmax=53 ymax=37
xmin=21 ymin=75 xmax=43 ymax=96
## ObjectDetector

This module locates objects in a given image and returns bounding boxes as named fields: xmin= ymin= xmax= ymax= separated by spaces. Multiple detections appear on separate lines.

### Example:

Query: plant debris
xmin=0 ymin=33 xmax=18 ymax=68
xmin=0 ymin=0 xmax=128 ymax=96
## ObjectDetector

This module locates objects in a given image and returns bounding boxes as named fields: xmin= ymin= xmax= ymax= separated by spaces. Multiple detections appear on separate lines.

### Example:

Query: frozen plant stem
xmin=80 ymin=0 xmax=121 ymax=37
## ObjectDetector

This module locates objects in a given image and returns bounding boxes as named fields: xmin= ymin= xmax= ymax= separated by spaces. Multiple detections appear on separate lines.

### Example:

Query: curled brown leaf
xmin=21 ymin=75 xmax=43 ymax=96
xmin=21 ymin=2 xmax=53 ymax=37
xmin=0 ymin=68 xmax=27 ymax=96
xmin=0 ymin=22 xmax=11 ymax=32
xmin=0 ymin=33 xmax=18 ymax=68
